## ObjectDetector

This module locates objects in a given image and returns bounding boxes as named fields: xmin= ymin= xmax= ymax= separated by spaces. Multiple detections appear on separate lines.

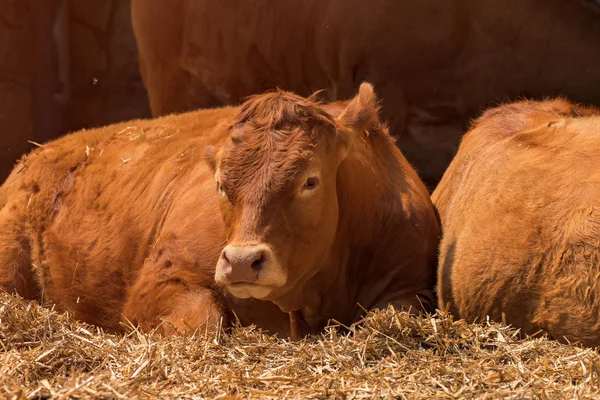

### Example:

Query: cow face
xmin=208 ymin=84 xmax=379 ymax=304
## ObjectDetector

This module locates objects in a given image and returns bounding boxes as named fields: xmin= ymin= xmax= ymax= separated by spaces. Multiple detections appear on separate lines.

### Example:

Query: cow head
xmin=207 ymin=83 xmax=380 ymax=307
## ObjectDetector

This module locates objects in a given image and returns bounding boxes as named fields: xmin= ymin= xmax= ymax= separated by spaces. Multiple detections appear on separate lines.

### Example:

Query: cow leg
xmin=0 ymin=205 xmax=39 ymax=300
xmin=137 ymin=55 xmax=192 ymax=117
xmin=138 ymin=56 xmax=222 ymax=117
xmin=121 ymin=258 xmax=229 ymax=336
xmin=132 ymin=0 xmax=189 ymax=117
xmin=132 ymin=0 xmax=219 ymax=117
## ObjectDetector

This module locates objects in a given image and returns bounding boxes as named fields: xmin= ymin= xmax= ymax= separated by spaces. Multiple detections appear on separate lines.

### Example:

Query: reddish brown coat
xmin=0 ymin=84 xmax=439 ymax=337
xmin=130 ymin=0 xmax=600 ymax=186
xmin=433 ymin=99 xmax=600 ymax=346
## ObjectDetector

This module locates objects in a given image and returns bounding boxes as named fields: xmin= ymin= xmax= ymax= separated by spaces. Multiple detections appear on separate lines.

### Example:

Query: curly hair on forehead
xmin=219 ymin=90 xmax=338 ymax=201
xmin=232 ymin=89 xmax=337 ymax=136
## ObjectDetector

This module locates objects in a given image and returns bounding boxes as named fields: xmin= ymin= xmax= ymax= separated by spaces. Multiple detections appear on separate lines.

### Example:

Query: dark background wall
xmin=0 ymin=0 xmax=150 ymax=182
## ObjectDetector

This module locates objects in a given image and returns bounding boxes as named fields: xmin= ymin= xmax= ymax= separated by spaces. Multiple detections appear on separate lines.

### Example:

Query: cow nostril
xmin=251 ymin=254 xmax=264 ymax=271
xmin=222 ymin=251 xmax=230 ymax=264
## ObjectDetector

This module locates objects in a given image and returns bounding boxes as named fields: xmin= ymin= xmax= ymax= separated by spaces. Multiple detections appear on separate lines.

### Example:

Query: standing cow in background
xmin=433 ymin=99 xmax=600 ymax=347
xmin=0 ymin=84 xmax=439 ymax=337
xmin=131 ymin=0 xmax=600 ymax=187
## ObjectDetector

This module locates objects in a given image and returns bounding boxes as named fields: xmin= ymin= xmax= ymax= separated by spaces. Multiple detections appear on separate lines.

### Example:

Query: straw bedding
xmin=1 ymin=291 xmax=599 ymax=399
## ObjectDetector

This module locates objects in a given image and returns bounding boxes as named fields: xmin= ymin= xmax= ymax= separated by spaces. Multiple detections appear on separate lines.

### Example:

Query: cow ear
xmin=338 ymin=82 xmax=380 ymax=134
xmin=203 ymin=145 xmax=219 ymax=172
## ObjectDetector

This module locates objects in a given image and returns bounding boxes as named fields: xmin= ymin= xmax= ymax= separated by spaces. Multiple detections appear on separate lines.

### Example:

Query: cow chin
xmin=226 ymin=283 xmax=275 ymax=300
xmin=223 ymin=269 xmax=288 ymax=300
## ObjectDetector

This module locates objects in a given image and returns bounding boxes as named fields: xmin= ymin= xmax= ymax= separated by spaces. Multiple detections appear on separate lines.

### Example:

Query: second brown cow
xmin=433 ymin=99 xmax=600 ymax=346
xmin=0 ymin=83 xmax=439 ymax=337
xmin=131 ymin=0 xmax=600 ymax=187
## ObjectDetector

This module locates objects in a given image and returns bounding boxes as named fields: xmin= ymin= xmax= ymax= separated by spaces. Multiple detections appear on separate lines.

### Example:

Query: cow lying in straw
xmin=0 ymin=83 xmax=439 ymax=337
xmin=433 ymin=99 xmax=600 ymax=346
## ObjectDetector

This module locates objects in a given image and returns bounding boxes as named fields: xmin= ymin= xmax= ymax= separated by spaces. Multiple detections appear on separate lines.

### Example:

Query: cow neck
xmin=267 ymin=224 xmax=349 ymax=331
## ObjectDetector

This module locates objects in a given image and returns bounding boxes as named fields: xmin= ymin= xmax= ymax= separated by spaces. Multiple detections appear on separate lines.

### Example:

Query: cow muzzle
xmin=214 ymin=244 xmax=287 ymax=299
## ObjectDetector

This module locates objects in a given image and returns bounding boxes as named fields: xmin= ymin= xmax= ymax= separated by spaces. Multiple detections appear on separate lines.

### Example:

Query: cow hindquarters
xmin=121 ymin=257 xmax=229 ymax=336
xmin=530 ymin=258 xmax=600 ymax=347
xmin=0 ymin=203 xmax=40 ymax=300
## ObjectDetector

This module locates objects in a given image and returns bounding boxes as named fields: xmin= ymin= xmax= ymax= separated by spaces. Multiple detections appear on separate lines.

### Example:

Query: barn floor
xmin=1 ymin=292 xmax=599 ymax=399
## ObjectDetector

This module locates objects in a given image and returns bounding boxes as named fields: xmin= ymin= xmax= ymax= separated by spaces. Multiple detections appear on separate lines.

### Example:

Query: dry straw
xmin=1 ymin=291 xmax=600 ymax=399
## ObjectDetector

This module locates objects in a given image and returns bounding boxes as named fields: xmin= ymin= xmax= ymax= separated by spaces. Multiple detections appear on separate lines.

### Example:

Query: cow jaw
xmin=226 ymin=283 xmax=275 ymax=300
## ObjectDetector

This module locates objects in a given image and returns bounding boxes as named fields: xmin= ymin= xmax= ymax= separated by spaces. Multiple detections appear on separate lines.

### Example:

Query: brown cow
xmin=432 ymin=98 xmax=600 ymax=346
xmin=0 ymin=83 xmax=439 ymax=337
xmin=130 ymin=0 xmax=600 ymax=187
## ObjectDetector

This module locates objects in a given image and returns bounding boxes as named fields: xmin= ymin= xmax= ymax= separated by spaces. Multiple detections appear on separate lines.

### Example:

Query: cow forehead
xmin=217 ymin=89 xmax=338 ymax=196
xmin=219 ymin=128 xmax=317 ymax=197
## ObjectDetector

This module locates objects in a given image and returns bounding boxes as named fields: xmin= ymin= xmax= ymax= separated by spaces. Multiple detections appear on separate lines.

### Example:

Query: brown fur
xmin=0 ymin=83 xmax=439 ymax=337
xmin=432 ymin=98 xmax=600 ymax=346
xmin=130 ymin=0 xmax=600 ymax=187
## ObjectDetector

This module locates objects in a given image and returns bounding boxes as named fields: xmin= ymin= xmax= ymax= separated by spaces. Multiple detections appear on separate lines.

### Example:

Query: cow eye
xmin=303 ymin=177 xmax=320 ymax=190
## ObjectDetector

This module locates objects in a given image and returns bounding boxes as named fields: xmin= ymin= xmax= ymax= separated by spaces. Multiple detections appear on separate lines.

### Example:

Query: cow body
xmin=131 ymin=0 xmax=600 ymax=186
xmin=432 ymin=99 xmax=600 ymax=346
xmin=0 ymin=84 xmax=439 ymax=337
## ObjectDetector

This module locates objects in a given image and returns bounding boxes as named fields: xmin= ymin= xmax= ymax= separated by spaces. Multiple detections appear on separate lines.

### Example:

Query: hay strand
xmin=1 ymin=291 xmax=599 ymax=398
